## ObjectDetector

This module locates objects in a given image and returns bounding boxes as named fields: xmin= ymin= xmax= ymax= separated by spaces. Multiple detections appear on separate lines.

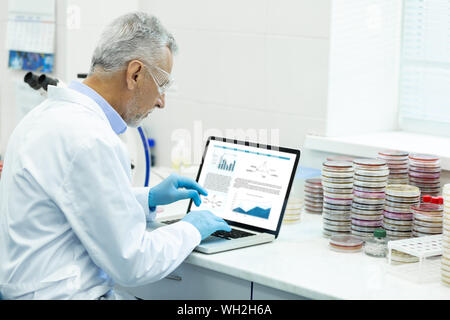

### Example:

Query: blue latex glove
xmin=181 ymin=210 xmax=232 ymax=240
xmin=148 ymin=173 xmax=208 ymax=208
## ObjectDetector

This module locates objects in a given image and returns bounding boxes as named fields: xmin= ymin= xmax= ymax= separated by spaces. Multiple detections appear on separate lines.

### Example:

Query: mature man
xmin=0 ymin=12 xmax=230 ymax=299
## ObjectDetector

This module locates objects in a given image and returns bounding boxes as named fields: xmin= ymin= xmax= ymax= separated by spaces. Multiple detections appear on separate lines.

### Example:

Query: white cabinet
xmin=252 ymin=283 xmax=307 ymax=300
xmin=117 ymin=263 xmax=252 ymax=300
xmin=118 ymin=262 xmax=309 ymax=300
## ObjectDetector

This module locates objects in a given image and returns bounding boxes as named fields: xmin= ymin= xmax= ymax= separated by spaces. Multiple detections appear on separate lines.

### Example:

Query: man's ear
xmin=126 ymin=60 xmax=144 ymax=90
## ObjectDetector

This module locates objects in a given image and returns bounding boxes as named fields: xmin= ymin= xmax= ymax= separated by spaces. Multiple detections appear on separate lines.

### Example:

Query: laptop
xmin=149 ymin=136 xmax=300 ymax=254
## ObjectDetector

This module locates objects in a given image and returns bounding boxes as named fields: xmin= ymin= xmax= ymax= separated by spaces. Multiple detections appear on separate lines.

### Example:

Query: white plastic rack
xmin=387 ymin=235 xmax=443 ymax=284
xmin=387 ymin=234 xmax=442 ymax=264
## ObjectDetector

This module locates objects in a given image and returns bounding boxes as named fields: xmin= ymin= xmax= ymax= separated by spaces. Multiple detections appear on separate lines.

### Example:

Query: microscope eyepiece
xmin=38 ymin=74 xmax=59 ymax=91
xmin=24 ymin=72 xmax=42 ymax=90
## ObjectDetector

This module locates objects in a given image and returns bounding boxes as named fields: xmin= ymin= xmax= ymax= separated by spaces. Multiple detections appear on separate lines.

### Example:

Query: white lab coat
xmin=0 ymin=86 xmax=201 ymax=299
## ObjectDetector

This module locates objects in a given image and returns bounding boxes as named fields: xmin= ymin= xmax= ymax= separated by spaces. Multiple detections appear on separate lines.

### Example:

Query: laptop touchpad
xmin=201 ymin=236 xmax=229 ymax=244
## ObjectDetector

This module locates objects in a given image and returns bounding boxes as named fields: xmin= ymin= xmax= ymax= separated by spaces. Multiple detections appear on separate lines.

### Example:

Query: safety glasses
xmin=146 ymin=64 xmax=174 ymax=96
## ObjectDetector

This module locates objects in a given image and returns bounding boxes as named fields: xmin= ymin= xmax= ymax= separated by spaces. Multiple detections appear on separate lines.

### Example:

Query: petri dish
xmin=383 ymin=221 xmax=413 ymax=232
xmin=353 ymin=185 xmax=386 ymax=193
xmin=390 ymin=249 xmax=419 ymax=263
xmin=322 ymin=186 xmax=353 ymax=194
xmin=323 ymin=207 xmax=352 ymax=215
xmin=305 ymin=178 xmax=322 ymax=185
xmin=323 ymin=229 xmax=351 ymax=238
xmin=354 ymin=169 xmax=390 ymax=177
xmin=352 ymin=218 xmax=382 ymax=227
xmin=351 ymin=206 xmax=384 ymax=215
xmin=322 ymin=161 xmax=354 ymax=172
xmin=385 ymin=194 xmax=420 ymax=203
xmin=378 ymin=150 xmax=409 ymax=158
xmin=351 ymin=213 xmax=384 ymax=221
xmin=414 ymin=219 xmax=443 ymax=228
xmin=352 ymin=202 xmax=384 ymax=211
xmin=329 ymin=235 xmax=364 ymax=253
xmin=383 ymin=217 xmax=413 ymax=226
xmin=385 ymin=185 xmax=420 ymax=198
xmin=384 ymin=200 xmax=414 ymax=209
xmin=354 ymin=174 xmax=389 ymax=182
xmin=350 ymin=229 xmax=374 ymax=239
xmin=351 ymin=224 xmax=379 ymax=233
xmin=353 ymin=180 xmax=388 ymax=188
xmin=323 ymin=212 xmax=352 ymax=222
xmin=353 ymin=158 xmax=387 ymax=166
xmin=321 ymin=181 xmax=354 ymax=189
xmin=383 ymin=210 xmax=413 ymax=220
xmin=408 ymin=153 xmax=439 ymax=162
xmin=323 ymin=222 xmax=352 ymax=232
xmin=324 ymin=191 xmax=353 ymax=200
xmin=413 ymin=225 xmax=442 ymax=234
xmin=324 ymin=203 xmax=352 ymax=211
xmin=322 ymin=169 xmax=354 ymax=178
xmin=353 ymin=189 xmax=385 ymax=199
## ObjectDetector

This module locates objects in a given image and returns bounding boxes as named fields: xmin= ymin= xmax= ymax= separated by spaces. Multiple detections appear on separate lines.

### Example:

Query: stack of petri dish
xmin=351 ymin=159 xmax=389 ymax=240
xmin=304 ymin=178 xmax=323 ymax=214
xmin=378 ymin=150 xmax=409 ymax=185
xmin=283 ymin=198 xmax=303 ymax=224
xmin=442 ymin=184 xmax=450 ymax=287
xmin=411 ymin=198 xmax=443 ymax=237
xmin=321 ymin=161 xmax=354 ymax=238
xmin=382 ymin=185 xmax=420 ymax=240
xmin=329 ymin=235 xmax=363 ymax=253
xmin=327 ymin=155 xmax=356 ymax=162
xmin=408 ymin=153 xmax=441 ymax=197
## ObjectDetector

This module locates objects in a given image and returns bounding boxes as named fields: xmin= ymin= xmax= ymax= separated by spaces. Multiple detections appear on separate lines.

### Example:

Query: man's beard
xmin=123 ymin=95 xmax=149 ymax=128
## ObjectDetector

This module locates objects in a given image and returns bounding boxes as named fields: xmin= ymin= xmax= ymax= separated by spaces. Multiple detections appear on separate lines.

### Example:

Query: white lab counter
xmin=149 ymin=198 xmax=449 ymax=300
xmin=129 ymin=167 xmax=450 ymax=300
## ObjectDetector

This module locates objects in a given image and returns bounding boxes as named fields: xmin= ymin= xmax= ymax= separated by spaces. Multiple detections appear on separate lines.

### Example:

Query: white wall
xmin=326 ymin=0 xmax=403 ymax=136
xmin=0 ymin=2 xmax=8 ymax=157
xmin=0 ymin=1 xmax=64 ymax=155
xmin=1 ymin=1 xmax=402 ymax=170
xmin=139 ymin=0 xmax=331 ymax=167
xmin=0 ymin=0 xmax=139 ymax=156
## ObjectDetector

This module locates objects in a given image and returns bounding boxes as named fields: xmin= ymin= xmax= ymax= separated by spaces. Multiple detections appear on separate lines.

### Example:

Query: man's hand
xmin=181 ymin=210 xmax=231 ymax=240
xmin=148 ymin=173 xmax=208 ymax=208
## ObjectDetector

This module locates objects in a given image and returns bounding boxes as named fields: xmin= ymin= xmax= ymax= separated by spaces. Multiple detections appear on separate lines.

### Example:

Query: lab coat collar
xmin=68 ymin=81 xmax=127 ymax=135
xmin=47 ymin=85 xmax=127 ymax=135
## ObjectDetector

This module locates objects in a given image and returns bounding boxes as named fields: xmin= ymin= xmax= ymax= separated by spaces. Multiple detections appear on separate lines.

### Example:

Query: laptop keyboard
xmin=212 ymin=229 xmax=255 ymax=240
xmin=161 ymin=219 xmax=255 ymax=240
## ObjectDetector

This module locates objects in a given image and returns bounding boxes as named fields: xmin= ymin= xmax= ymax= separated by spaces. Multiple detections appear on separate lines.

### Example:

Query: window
xmin=399 ymin=0 xmax=450 ymax=137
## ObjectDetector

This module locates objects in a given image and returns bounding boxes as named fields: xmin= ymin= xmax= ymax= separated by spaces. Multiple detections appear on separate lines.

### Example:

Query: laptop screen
xmin=191 ymin=137 xmax=300 ymax=234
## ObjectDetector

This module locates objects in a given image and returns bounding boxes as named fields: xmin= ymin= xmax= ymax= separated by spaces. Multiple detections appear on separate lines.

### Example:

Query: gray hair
xmin=90 ymin=12 xmax=178 ymax=74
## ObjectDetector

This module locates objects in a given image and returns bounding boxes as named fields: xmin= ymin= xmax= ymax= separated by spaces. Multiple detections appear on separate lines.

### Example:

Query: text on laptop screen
xmin=196 ymin=140 xmax=297 ymax=231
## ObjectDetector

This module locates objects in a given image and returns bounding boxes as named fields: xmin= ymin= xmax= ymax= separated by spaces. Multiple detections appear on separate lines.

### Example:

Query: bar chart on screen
xmin=217 ymin=154 xmax=236 ymax=172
